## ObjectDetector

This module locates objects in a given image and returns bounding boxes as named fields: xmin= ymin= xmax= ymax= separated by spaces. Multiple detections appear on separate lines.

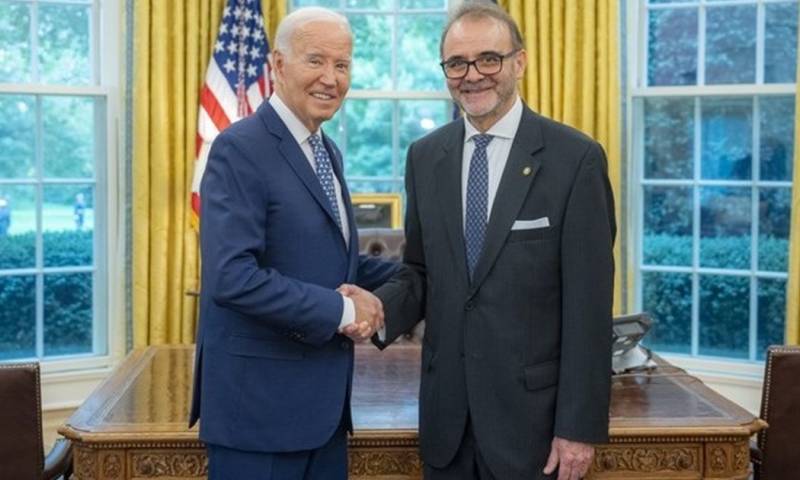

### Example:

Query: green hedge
xmin=0 ymin=230 xmax=93 ymax=359
xmin=642 ymin=234 xmax=788 ymax=360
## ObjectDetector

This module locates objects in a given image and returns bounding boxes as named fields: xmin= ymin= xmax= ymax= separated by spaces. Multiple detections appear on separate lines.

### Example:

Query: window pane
xmin=398 ymin=0 xmax=446 ymax=8
xmin=344 ymin=99 xmax=393 ymax=177
xmin=0 ymin=95 xmax=36 ymax=179
xmin=42 ymin=96 xmax=96 ymax=179
xmin=757 ymin=278 xmax=786 ymax=360
xmin=397 ymin=14 xmax=446 ymax=91
xmin=765 ymin=2 xmax=798 ymax=84
xmin=701 ymin=98 xmax=752 ymax=180
xmin=293 ymin=0 xmax=339 ymax=7
xmin=38 ymin=3 xmax=91 ymax=85
xmin=348 ymin=14 xmax=391 ymax=90
xmin=648 ymin=8 xmax=698 ymax=86
xmin=0 ymin=2 xmax=31 ymax=83
xmin=349 ymin=181 xmax=402 ymax=193
xmin=759 ymin=188 xmax=790 ymax=272
xmin=43 ymin=185 xmax=93 ymax=268
xmin=705 ymin=6 xmax=756 ymax=84
xmin=700 ymin=187 xmax=750 ymax=269
xmin=398 ymin=100 xmax=451 ymax=174
xmin=699 ymin=275 xmax=749 ymax=358
xmin=643 ymin=186 xmax=693 ymax=266
xmin=642 ymin=271 xmax=691 ymax=354
xmin=0 ymin=275 xmax=36 ymax=360
xmin=760 ymin=96 xmax=795 ymax=182
xmin=346 ymin=0 xmax=392 ymax=8
xmin=322 ymin=109 xmax=344 ymax=151
xmin=0 ymin=185 xmax=36 ymax=269
xmin=644 ymin=97 xmax=694 ymax=179
xmin=44 ymin=272 xmax=92 ymax=357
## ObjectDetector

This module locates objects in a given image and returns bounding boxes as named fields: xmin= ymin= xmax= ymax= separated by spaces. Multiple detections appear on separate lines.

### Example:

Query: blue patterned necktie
xmin=308 ymin=133 xmax=343 ymax=230
xmin=464 ymin=134 xmax=493 ymax=279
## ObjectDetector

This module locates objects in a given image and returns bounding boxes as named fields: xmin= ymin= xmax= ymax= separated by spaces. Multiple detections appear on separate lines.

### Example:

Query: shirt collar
xmin=269 ymin=93 xmax=320 ymax=145
xmin=463 ymin=95 xmax=523 ymax=144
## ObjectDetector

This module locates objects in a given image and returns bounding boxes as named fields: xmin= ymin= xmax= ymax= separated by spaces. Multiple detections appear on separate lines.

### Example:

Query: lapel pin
xmin=523 ymin=166 xmax=532 ymax=176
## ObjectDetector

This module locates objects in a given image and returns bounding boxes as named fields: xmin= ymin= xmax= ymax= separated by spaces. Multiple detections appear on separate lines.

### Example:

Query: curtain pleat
xmin=500 ymin=0 xmax=624 ymax=314
xmin=132 ymin=1 xmax=285 ymax=347
xmin=784 ymin=14 xmax=800 ymax=345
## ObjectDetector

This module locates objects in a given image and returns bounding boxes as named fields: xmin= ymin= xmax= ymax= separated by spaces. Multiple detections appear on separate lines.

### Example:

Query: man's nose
xmin=319 ymin=64 xmax=337 ymax=86
xmin=463 ymin=62 xmax=485 ymax=82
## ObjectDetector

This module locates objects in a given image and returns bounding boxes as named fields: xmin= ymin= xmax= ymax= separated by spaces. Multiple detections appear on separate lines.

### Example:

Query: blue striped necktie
xmin=308 ymin=133 xmax=342 ymax=230
xmin=464 ymin=134 xmax=493 ymax=279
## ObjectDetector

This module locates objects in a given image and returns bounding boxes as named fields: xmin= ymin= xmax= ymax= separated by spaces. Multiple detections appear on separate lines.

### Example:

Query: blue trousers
xmin=206 ymin=423 xmax=348 ymax=480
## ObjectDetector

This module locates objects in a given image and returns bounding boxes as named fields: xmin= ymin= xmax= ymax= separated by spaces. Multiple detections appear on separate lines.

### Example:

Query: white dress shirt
xmin=461 ymin=96 xmax=523 ymax=224
xmin=269 ymin=94 xmax=355 ymax=329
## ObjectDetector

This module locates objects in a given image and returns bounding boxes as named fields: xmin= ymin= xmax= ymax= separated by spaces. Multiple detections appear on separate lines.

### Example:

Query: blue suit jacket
xmin=189 ymin=101 xmax=398 ymax=453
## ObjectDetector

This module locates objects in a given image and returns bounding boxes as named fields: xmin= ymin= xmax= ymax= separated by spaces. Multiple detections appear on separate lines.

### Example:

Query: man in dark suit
xmin=189 ymin=7 xmax=396 ymax=479
xmin=343 ymin=3 xmax=615 ymax=480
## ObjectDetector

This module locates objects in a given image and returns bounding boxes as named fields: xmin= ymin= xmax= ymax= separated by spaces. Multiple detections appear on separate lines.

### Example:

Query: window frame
xmin=288 ymin=0 xmax=455 ymax=193
xmin=0 ymin=0 xmax=125 ymax=392
xmin=625 ymin=0 xmax=797 ymax=366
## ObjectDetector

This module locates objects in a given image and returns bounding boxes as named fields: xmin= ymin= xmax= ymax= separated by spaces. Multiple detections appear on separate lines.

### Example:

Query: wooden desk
xmin=60 ymin=345 xmax=764 ymax=479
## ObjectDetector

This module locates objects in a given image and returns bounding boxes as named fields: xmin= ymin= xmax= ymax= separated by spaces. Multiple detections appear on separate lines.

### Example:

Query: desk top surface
xmin=61 ymin=345 xmax=763 ymax=443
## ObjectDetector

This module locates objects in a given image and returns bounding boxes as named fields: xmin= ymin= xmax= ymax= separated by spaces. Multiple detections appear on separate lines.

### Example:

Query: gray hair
xmin=440 ymin=1 xmax=524 ymax=57
xmin=275 ymin=7 xmax=351 ymax=56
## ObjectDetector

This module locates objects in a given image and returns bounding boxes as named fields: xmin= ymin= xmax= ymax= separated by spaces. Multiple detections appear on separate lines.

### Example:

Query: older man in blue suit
xmin=189 ymin=7 xmax=397 ymax=479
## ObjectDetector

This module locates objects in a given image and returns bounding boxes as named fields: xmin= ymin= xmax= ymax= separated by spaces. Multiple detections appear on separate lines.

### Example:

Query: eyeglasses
xmin=439 ymin=50 xmax=519 ymax=79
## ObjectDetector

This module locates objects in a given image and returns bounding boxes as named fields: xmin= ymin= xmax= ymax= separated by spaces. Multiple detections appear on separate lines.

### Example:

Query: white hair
xmin=274 ymin=7 xmax=351 ymax=56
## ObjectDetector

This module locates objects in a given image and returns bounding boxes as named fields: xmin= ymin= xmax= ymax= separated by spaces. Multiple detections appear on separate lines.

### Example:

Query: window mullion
xmin=34 ymin=94 xmax=44 ymax=359
xmin=698 ymin=3 xmax=706 ymax=86
xmin=691 ymin=96 xmax=702 ymax=356
xmin=755 ymin=1 xmax=765 ymax=85
xmin=30 ymin=0 xmax=39 ymax=83
xmin=750 ymin=96 xmax=761 ymax=361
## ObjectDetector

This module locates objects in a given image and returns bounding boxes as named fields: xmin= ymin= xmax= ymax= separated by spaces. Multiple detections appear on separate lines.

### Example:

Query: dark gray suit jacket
xmin=375 ymin=104 xmax=616 ymax=480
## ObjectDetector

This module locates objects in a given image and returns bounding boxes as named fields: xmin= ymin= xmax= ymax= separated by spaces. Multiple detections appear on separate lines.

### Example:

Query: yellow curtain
xmin=499 ymin=0 xmax=624 ymax=314
xmin=784 ymin=28 xmax=800 ymax=345
xmin=132 ymin=1 xmax=285 ymax=347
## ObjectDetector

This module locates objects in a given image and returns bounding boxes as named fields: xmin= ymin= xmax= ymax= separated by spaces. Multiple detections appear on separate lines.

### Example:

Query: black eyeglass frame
xmin=439 ymin=49 xmax=520 ymax=79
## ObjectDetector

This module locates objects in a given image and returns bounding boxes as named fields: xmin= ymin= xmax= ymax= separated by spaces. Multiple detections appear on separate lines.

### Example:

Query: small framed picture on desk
xmin=351 ymin=193 xmax=402 ymax=229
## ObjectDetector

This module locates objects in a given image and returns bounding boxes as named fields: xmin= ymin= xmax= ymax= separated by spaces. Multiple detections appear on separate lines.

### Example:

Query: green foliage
xmin=0 ymin=230 xmax=93 ymax=360
xmin=642 ymin=234 xmax=789 ymax=358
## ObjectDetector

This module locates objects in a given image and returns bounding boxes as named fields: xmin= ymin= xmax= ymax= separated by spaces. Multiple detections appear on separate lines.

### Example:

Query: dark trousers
xmin=424 ymin=419 xmax=496 ymax=480
xmin=206 ymin=422 xmax=348 ymax=480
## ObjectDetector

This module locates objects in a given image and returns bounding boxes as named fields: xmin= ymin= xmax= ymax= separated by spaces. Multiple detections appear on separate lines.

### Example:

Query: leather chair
xmin=751 ymin=345 xmax=800 ymax=480
xmin=0 ymin=362 xmax=73 ymax=480
xmin=358 ymin=228 xmax=424 ymax=343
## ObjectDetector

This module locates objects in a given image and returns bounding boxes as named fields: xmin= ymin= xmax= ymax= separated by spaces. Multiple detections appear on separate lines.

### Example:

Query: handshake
xmin=337 ymin=284 xmax=384 ymax=342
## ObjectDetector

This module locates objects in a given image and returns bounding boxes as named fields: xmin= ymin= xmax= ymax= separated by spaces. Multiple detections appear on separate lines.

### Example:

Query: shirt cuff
xmin=377 ymin=325 xmax=386 ymax=342
xmin=339 ymin=294 xmax=355 ymax=330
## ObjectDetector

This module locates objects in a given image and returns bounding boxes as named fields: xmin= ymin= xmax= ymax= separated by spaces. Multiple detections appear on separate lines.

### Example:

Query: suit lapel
xmin=434 ymin=120 xmax=470 ymax=285
xmin=323 ymin=133 xmax=360 ymax=279
xmin=470 ymin=108 xmax=544 ymax=289
xmin=260 ymin=103 xmax=345 ymax=235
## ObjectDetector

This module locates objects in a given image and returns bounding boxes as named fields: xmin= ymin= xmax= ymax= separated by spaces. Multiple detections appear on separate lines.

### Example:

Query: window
xmin=0 ymin=0 xmax=118 ymax=364
xmin=290 ymin=0 xmax=454 ymax=193
xmin=629 ymin=0 xmax=797 ymax=361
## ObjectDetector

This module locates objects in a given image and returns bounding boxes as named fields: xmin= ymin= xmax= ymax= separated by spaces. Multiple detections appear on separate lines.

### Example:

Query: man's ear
xmin=514 ymin=49 xmax=528 ymax=81
xmin=272 ymin=50 xmax=285 ymax=82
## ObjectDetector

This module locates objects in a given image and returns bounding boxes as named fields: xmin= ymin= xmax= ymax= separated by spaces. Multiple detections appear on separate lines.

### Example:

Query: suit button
xmin=341 ymin=341 xmax=350 ymax=350
xmin=465 ymin=301 xmax=475 ymax=311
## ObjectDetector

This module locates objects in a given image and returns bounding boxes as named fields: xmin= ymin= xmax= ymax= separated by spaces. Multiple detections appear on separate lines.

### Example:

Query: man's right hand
xmin=337 ymin=284 xmax=384 ymax=341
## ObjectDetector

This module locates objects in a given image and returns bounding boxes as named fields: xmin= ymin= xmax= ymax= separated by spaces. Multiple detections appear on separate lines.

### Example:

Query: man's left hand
xmin=543 ymin=436 xmax=594 ymax=480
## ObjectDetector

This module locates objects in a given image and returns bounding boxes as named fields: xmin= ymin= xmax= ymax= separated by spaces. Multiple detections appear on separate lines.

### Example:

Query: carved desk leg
xmin=704 ymin=441 xmax=751 ymax=480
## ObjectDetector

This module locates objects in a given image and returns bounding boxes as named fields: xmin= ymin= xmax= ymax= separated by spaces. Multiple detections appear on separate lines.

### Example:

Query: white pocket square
xmin=511 ymin=217 xmax=550 ymax=231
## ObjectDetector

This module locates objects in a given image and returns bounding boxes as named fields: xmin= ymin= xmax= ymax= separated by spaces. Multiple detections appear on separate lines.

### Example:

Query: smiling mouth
xmin=311 ymin=92 xmax=336 ymax=101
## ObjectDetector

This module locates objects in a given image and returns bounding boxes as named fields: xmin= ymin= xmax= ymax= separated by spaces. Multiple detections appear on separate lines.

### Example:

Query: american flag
xmin=191 ymin=0 xmax=273 ymax=226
